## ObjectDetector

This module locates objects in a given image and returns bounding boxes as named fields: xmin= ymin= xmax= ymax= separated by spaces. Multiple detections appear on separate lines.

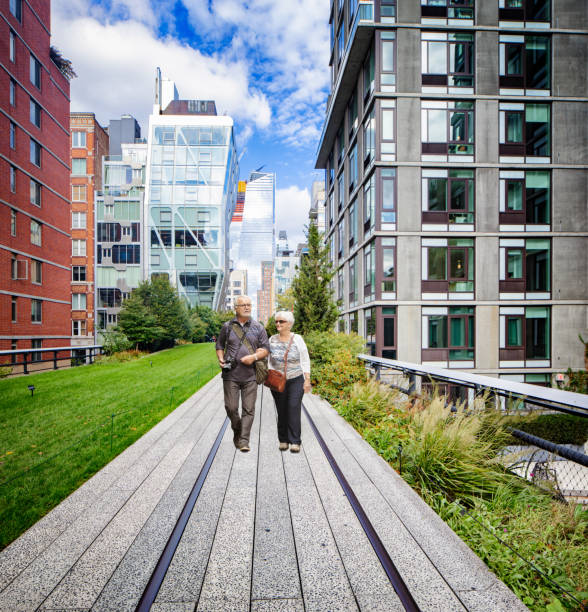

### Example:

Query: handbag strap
xmin=282 ymin=334 xmax=295 ymax=376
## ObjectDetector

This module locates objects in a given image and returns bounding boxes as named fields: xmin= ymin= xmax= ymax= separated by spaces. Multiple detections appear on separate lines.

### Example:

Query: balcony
xmin=316 ymin=2 xmax=374 ymax=168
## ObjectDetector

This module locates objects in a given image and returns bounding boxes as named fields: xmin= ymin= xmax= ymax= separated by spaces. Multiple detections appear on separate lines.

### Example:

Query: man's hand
xmin=240 ymin=354 xmax=257 ymax=366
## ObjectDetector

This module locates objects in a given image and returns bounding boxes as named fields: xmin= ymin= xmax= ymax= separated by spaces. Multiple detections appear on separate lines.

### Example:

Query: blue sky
xmin=52 ymin=0 xmax=331 ymax=245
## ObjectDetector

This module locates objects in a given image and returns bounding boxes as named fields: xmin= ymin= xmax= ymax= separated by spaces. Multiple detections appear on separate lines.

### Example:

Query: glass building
xmin=95 ymin=141 xmax=146 ymax=337
xmin=315 ymin=0 xmax=588 ymax=383
xmin=235 ymin=171 xmax=275 ymax=318
xmin=145 ymin=80 xmax=239 ymax=309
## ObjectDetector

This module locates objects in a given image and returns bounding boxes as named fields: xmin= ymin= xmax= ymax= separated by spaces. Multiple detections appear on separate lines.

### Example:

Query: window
xmin=112 ymin=245 xmax=140 ymax=264
xmin=382 ymin=307 xmax=397 ymax=359
xmin=363 ymin=172 xmax=375 ymax=237
xmin=10 ymin=79 xmax=16 ymax=106
xmin=31 ymin=299 xmax=42 ymax=323
xmin=499 ymin=238 xmax=550 ymax=297
xmin=10 ymin=32 xmax=17 ymax=64
xmin=380 ymin=0 xmax=396 ymax=23
xmin=422 ymin=307 xmax=475 ymax=363
xmin=500 ymin=36 xmax=550 ymax=93
xmin=364 ymin=241 xmax=375 ymax=300
xmin=30 ymin=339 xmax=42 ymax=362
xmin=10 ymin=122 xmax=16 ymax=148
xmin=11 ymin=209 xmax=16 ymax=236
xmin=30 ymin=139 xmax=41 ymax=166
xmin=72 ymin=185 xmax=87 ymax=202
xmin=380 ymin=168 xmax=396 ymax=228
xmin=31 ymin=260 xmax=42 ymax=284
xmin=348 ymin=144 xmax=358 ymax=192
xmin=348 ymin=93 xmax=358 ymax=137
xmin=348 ymin=199 xmax=357 ymax=247
xmin=363 ymin=109 xmax=375 ymax=165
xmin=337 ymin=173 xmax=344 ymax=212
xmin=422 ymin=32 xmax=474 ymax=90
xmin=72 ymin=212 xmax=87 ymax=229
xmin=380 ymin=32 xmax=396 ymax=92
xmin=338 ymin=268 xmax=344 ymax=300
xmin=349 ymin=255 xmax=357 ymax=306
xmin=98 ymin=288 xmax=122 ymax=308
xmin=364 ymin=307 xmax=376 ymax=355
xmin=381 ymin=237 xmax=396 ymax=297
xmin=499 ymin=306 xmax=550 ymax=365
xmin=72 ymin=131 xmax=87 ymax=148
xmin=422 ymin=100 xmax=474 ymax=158
xmin=380 ymin=100 xmax=395 ymax=160
xmin=422 ymin=169 xmax=474 ymax=228
xmin=30 ymin=54 xmax=41 ymax=89
xmin=9 ymin=0 xmax=22 ymax=21
xmin=72 ymin=293 xmax=87 ymax=310
xmin=30 ymin=98 xmax=41 ymax=128
xmin=421 ymin=0 xmax=474 ymax=20
xmin=337 ymin=221 xmax=344 ymax=259
xmin=363 ymin=44 xmax=374 ymax=100
xmin=337 ymin=23 xmax=345 ymax=65
xmin=422 ymin=238 xmax=474 ymax=295
xmin=73 ymin=239 xmax=86 ymax=256
xmin=30 ymin=179 xmax=41 ymax=206
xmin=71 ymin=158 xmax=87 ymax=175
xmin=350 ymin=311 xmax=358 ymax=334
xmin=72 ymin=320 xmax=87 ymax=336
xmin=499 ymin=0 xmax=550 ymax=24
xmin=337 ymin=127 xmax=345 ymax=167
xmin=30 ymin=220 xmax=42 ymax=246
xmin=499 ymin=103 xmax=550 ymax=160
xmin=10 ymin=166 xmax=16 ymax=192
xmin=11 ymin=297 xmax=17 ymax=323
xmin=500 ymin=170 xmax=550 ymax=228
xmin=72 ymin=266 xmax=86 ymax=282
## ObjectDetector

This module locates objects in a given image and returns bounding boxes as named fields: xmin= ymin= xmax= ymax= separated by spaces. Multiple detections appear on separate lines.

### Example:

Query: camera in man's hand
xmin=221 ymin=358 xmax=236 ymax=370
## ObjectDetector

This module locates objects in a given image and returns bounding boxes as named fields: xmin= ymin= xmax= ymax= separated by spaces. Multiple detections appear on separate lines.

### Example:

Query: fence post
xmin=408 ymin=373 xmax=416 ymax=395
xmin=375 ymin=364 xmax=381 ymax=381
xmin=23 ymin=351 xmax=28 ymax=375
xmin=53 ymin=350 xmax=58 ymax=370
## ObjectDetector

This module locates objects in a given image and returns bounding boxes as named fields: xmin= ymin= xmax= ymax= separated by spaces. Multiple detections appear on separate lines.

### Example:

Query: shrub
xmin=506 ymin=413 xmax=588 ymax=446
xmin=312 ymin=348 xmax=367 ymax=405
xmin=305 ymin=331 xmax=366 ymax=368
xmin=101 ymin=329 xmax=132 ymax=356
xmin=0 ymin=365 xmax=13 ymax=378
xmin=95 ymin=349 xmax=146 ymax=364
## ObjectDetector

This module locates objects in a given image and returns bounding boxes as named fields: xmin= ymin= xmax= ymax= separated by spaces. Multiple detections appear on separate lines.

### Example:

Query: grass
xmin=0 ymin=343 xmax=219 ymax=550
xmin=322 ymin=379 xmax=588 ymax=611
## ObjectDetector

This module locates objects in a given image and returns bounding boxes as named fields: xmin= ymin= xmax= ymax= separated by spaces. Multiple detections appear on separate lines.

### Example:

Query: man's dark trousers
xmin=223 ymin=379 xmax=258 ymax=446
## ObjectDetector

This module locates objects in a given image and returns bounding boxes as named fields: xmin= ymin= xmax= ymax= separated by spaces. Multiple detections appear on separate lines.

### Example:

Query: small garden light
xmin=27 ymin=385 xmax=35 ymax=397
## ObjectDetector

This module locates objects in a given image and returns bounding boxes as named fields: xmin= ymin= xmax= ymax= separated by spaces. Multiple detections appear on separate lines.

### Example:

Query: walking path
xmin=0 ymin=375 xmax=527 ymax=611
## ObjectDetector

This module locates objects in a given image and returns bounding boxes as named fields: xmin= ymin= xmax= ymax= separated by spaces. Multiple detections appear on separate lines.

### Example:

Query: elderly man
xmin=216 ymin=296 xmax=269 ymax=452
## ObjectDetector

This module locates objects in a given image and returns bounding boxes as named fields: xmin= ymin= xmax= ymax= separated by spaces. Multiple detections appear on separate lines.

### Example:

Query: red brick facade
xmin=0 ymin=0 xmax=71 ymax=361
xmin=70 ymin=113 xmax=108 ymax=344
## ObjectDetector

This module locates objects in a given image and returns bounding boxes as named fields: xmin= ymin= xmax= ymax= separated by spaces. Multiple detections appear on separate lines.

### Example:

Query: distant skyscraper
xmin=257 ymin=260 xmax=274 ymax=324
xmin=274 ymin=230 xmax=299 ymax=309
xmin=95 ymin=136 xmax=146 ymax=337
xmin=236 ymin=171 xmax=275 ymax=318
xmin=144 ymin=69 xmax=239 ymax=309
xmin=309 ymin=180 xmax=326 ymax=235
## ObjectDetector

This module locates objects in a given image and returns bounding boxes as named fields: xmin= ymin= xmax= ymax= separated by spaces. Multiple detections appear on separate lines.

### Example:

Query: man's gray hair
xmin=235 ymin=295 xmax=252 ymax=306
xmin=275 ymin=310 xmax=294 ymax=325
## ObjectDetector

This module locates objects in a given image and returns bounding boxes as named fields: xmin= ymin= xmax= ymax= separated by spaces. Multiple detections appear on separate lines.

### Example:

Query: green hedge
xmin=506 ymin=414 xmax=588 ymax=446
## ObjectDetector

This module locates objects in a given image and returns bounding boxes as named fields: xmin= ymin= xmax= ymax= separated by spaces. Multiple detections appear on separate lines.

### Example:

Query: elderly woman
xmin=268 ymin=311 xmax=311 ymax=453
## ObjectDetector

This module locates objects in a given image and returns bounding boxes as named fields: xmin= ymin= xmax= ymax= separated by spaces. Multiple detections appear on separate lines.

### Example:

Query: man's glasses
xmin=236 ymin=304 xmax=252 ymax=308
xmin=275 ymin=320 xmax=288 ymax=324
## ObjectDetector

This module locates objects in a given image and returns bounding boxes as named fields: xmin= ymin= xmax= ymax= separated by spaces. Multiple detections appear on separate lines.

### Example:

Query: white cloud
xmin=51 ymin=2 xmax=271 ymax=137
xmin=276 ymin=185 xmax=311 ymax=248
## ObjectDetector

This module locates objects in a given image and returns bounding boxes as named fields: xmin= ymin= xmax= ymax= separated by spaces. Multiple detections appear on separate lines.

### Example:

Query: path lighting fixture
xmin=27 ymin=384 xmax=35 ymax=397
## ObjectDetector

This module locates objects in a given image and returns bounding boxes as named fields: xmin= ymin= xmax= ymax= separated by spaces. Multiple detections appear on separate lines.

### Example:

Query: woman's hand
xmin=303 ymin=379 xmax=311 ymax=394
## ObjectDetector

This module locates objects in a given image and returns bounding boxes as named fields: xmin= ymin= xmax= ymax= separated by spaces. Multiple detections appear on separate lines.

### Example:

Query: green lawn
xmin=0 ymin=343 xmax=219 ymax=549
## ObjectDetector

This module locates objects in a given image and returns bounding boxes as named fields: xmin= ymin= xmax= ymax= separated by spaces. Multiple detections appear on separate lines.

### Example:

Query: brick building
xmin=1 ymin=0 xmax=72 ymax=365
xmin=70 ymin=113 xmax=108 ymax=345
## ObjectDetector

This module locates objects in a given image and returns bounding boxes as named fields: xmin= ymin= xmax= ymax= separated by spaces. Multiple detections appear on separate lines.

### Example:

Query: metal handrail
xmin=358 ymin=354 xmax=588 ymax=417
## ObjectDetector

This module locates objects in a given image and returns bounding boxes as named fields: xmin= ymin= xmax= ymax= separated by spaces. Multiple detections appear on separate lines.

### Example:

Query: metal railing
xmin=0 ymin=345 xmax=104 ymax=376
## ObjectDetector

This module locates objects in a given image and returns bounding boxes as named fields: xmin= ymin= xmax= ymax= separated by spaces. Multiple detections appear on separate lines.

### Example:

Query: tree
xmin=291 ymin=222 xmax=340 ymax=335
xmin=118 ymin=277 xmax=192 ymax=351
xmin=188 ymin=305 xmax=234 ymax=342
xmin=118 ymin=292 xmax=165 ymax=350
xmin=276 ymin=288 xmax=295 ymax=312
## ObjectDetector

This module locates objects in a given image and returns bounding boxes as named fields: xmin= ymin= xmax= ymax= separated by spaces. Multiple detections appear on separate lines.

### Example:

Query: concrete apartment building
xmin=1 ymin=0 xmax=71 ymax=365
xmin=316 ymin=0 xmax=588 ymax=383
xmin=309 ymin=180 xmax=326 ymax=235
xmin=145 ymin=70 xmax=239 ymax=309
xmin=70 ymin=113 xmax=108 ymax=346
xmin=94 ymin=118 xmax=145 ymax=338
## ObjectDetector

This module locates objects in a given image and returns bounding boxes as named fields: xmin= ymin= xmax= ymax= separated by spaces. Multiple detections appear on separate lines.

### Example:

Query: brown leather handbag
xmin=264 ymin=335 xmax=294 ymax=393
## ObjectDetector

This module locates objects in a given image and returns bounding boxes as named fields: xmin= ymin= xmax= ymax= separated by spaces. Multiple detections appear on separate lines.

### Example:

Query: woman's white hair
xmin=274 ymin=310 xmax=294 ymax=325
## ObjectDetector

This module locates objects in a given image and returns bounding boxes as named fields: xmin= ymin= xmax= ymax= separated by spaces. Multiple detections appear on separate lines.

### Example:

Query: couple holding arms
xmin=215 ymin=295 xmax=311 ymax=453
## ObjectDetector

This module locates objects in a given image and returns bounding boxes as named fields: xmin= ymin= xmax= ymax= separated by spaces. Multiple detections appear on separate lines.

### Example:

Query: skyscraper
xmin=1 ymin=0 xmax=72 ymax=368
xmin=236 ymin=171 xmax=275 ymax=318
xmin=145 ymin=70 xmax=239 ymax=309
xmin=316 ymin=1 xmax=588 ymax=383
